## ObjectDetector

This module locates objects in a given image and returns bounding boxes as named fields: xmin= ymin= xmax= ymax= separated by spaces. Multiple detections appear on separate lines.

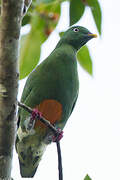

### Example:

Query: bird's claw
xmin=28 ymin=109 xmax=63 ymax=142
xmin=52 ymin=128 xmax=64 ymax=142
xmin=31 ymin=109 xmax=42 ymax=120
xmin=27 ymin=109 xmax=42 ymax=131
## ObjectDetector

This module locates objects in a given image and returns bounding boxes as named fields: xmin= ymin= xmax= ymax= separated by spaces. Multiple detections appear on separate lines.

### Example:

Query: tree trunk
xmin=0 ymin=0 xmax=23 ymax=178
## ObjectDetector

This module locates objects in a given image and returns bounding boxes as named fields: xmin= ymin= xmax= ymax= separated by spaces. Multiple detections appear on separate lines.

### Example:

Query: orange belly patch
xmin=34 ymin=99 xmax=62 ymax=129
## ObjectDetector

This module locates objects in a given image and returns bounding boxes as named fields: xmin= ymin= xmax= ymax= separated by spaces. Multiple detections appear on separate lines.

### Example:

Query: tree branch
xmin=18 ymin=101 xmax=62 ymax=136
xmin=23 ymin=0 xmax=32 ymax=16
xmin=0 ymin=0 xmax=24 ymax=178
xmin=56 ymin=141 xmax=63 ymax=180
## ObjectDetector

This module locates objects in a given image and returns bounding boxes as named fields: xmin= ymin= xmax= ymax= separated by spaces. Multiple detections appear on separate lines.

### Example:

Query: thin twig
xmin=17 ymin=101 xmax=63 ymax=180
xmin=23 ymin=0 xmax=32 ymax=16
xmin=18 ymin=101 xmax=32 ymax=113
xmin=56 ymin=141 xmax=63 ymax=180
xmin=18 ymin=101 xmax=60 ymax=135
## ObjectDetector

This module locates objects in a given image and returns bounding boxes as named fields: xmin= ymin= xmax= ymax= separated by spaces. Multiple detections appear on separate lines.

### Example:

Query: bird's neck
xmin=55 ymin=42 xmax=77 ymax=58
xmin=56 ymin=41 xmax=77 ymax=54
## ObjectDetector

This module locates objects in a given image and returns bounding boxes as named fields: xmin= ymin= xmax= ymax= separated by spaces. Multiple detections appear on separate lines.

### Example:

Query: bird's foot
xmin=52 ymin=128 xmax=64 ymax=142
xmin=31 ymin=109 xmax=42 ymax=120
xmin=27 ymin=109 xmax=42 ymax=130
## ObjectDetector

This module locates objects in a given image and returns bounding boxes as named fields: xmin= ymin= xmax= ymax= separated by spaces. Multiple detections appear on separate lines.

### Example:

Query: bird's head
xmin=58 ymin=26 xmax=97 ymax=51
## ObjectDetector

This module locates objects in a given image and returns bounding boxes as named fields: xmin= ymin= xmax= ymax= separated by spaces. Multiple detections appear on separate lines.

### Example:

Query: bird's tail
xmin=19 ymin=160 xmax=38 ymax=178
xmin=15 ymin=134 xmax=47 ymax=178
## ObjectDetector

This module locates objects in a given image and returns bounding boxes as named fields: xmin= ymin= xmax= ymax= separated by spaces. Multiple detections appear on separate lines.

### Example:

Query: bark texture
xmin=0 ymin=0 xmax=23 ymax=178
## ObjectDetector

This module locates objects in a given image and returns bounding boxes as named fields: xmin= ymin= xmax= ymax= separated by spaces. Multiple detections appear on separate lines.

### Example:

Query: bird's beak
xmin=88 ymin=33 xmax=97 ymax=38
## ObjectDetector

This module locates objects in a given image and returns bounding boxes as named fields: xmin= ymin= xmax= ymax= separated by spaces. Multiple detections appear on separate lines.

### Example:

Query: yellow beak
xmin=88 ymin=33 xmax=97 ymax=38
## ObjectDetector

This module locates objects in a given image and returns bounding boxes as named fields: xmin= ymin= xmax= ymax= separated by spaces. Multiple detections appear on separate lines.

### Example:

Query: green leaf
xmin=77 ymin=45 xmax=92 ymax=75
xmin=84 ymin=174 xmax=92 ymax=180
xmin=19 ymin=15 xmax=47 ymax=79
xmin=19 ymin=32 xmax=41 ymax=80
xmin=70 ymin=0 xmax=85 ymax=26
xmin=36 ymin=2 xmax=60 ymax=34
xmin=87 ymin=0 xmax=102 ymax=35
xmin=59 ymin=31 xmax=64 ymax=38
xmin=22 ymin=15 xmax=31 ymax=26
xmin=19 ymin=2 xmax=60 ymax=79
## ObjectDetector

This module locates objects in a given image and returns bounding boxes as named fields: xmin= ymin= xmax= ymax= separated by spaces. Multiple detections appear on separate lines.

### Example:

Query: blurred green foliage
xmin=84 ymin=174 xmax=92 ymax=180
xmin=19 ymin=0 xmax=102 ymax=80
xmin=77 ymin=45 xmax=93 ymax=75
xmin=70 ymin=0 xmax=85 ymax=26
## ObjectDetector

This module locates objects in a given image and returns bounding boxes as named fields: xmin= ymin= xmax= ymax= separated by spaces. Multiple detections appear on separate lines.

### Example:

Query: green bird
xmin=16 ymin=26 xmax=97 ymax=177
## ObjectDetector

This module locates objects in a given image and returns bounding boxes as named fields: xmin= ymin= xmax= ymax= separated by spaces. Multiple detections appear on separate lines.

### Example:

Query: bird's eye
xmin=73 ymin=28 xmax=79 ymax=32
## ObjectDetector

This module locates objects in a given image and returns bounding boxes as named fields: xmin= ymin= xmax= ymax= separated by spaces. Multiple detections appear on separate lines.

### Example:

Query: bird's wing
xmin=69 ymin=94 xmax=78 ymax=117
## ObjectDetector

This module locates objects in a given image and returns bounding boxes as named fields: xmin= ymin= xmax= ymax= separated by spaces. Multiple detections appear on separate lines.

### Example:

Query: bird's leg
xmin=52 ymin=128 xmax=64 ymax=142
xmin=27 ymin=109 xmax=42 ymax=130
